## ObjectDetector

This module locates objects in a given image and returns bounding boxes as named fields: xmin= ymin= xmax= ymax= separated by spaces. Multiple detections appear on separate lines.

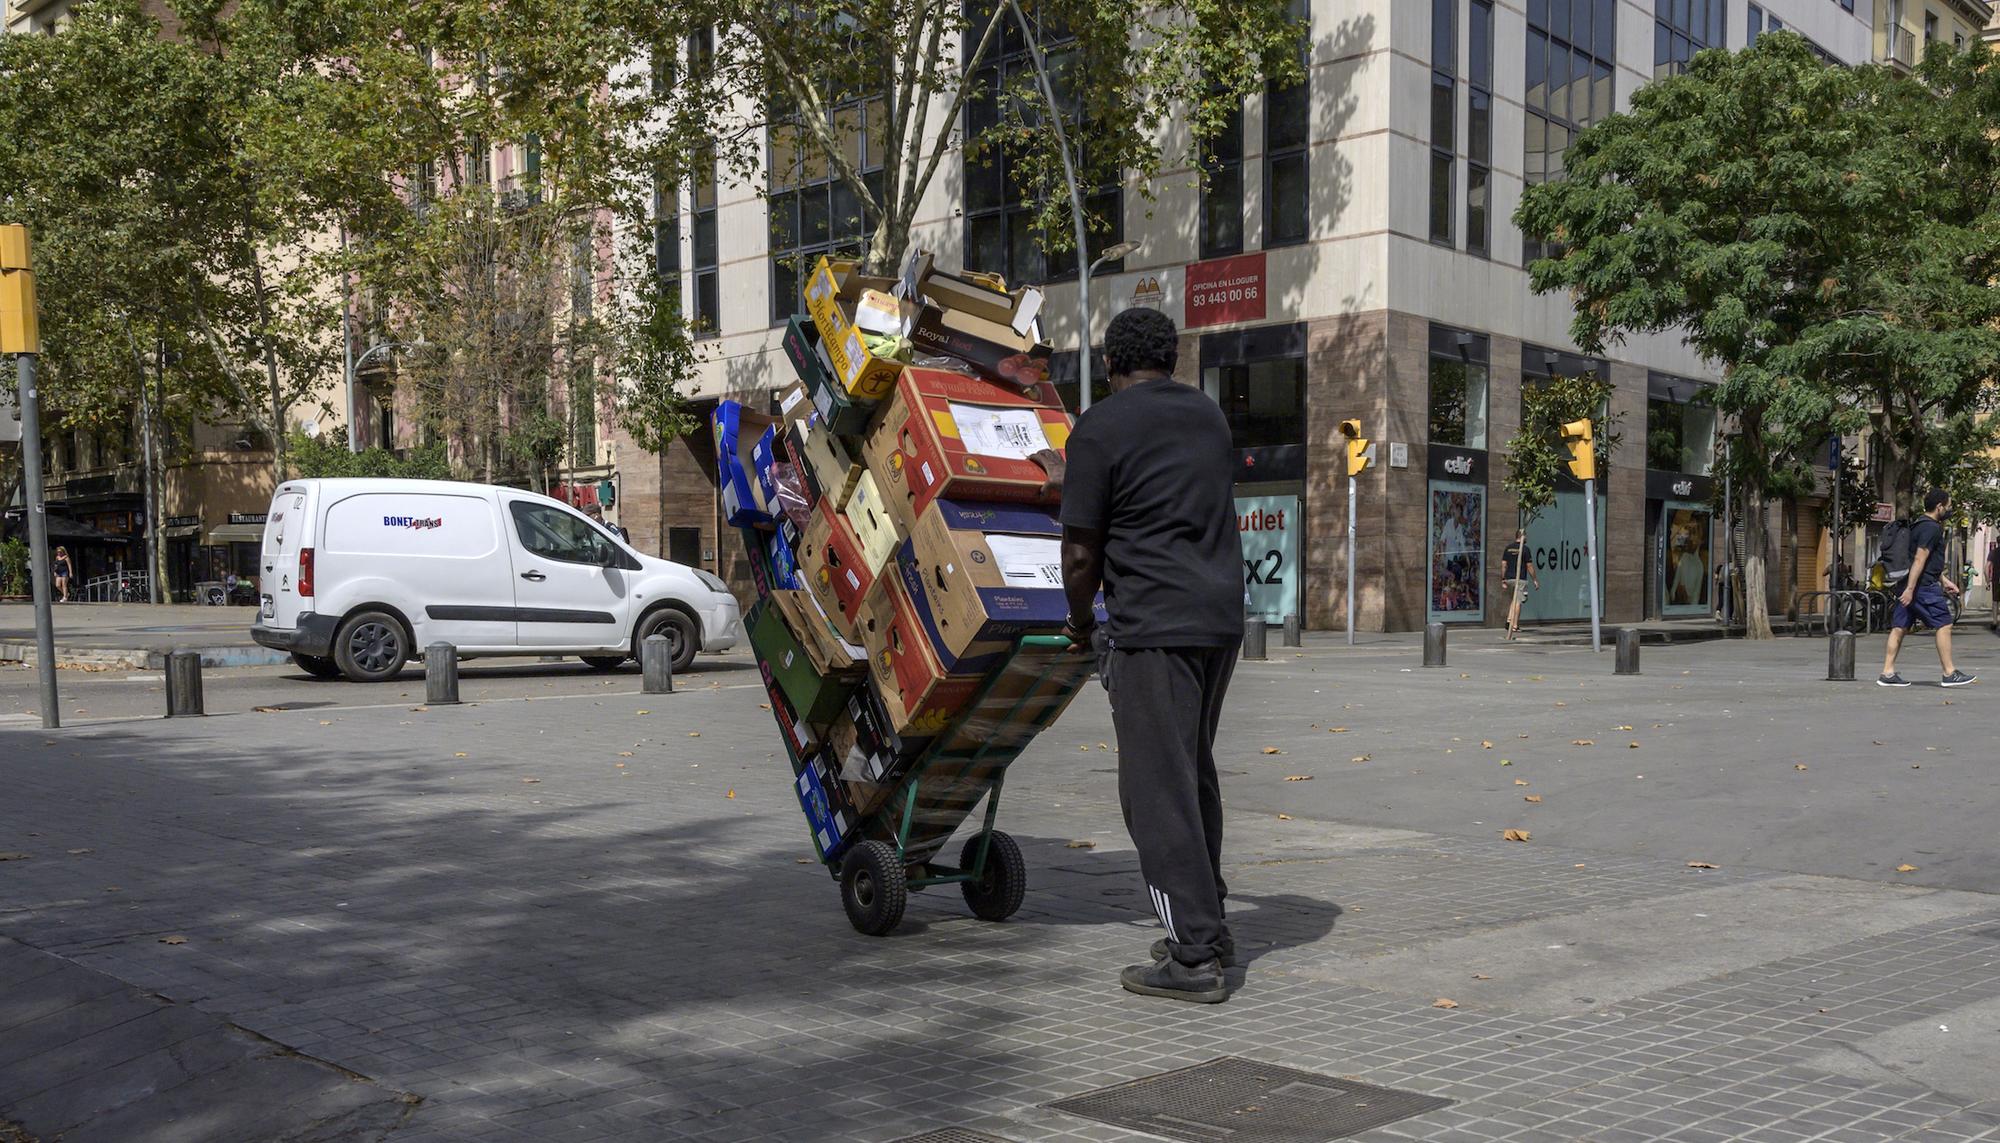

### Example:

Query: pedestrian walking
xmin=1497 ymin=530 xmax=1538 ymax=640
xmin=1055 ymin=308 xmax=1245 ymax=1004
xmin=1986 ymin=537 xmax=1998 ymax=627
xmin=1878 ymin=489 xmax=1976 ymax=688
xmin=52 ymin=545 xmax=72 ymax=603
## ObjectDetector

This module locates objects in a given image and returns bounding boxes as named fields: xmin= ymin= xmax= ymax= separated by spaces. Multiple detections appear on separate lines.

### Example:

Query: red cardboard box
xmin=856 ymin=573 xmax=983 ymax=738
xmin=798 ymin=499 xmax=876 ymax=640
xmin=863 ymin=367 xmax=1072 ymax=528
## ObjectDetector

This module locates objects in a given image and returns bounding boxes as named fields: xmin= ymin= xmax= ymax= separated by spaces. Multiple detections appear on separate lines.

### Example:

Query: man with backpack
xmin=1878 ymin=489 xmax=1976 ymax=688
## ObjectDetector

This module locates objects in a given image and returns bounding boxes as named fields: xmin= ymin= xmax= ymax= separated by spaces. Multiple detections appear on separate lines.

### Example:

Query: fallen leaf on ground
xmin=1262 ymin=747 xmax=1284 ymax=755
xmin=1571 ymin=739 xmax=1595 ymax=746
xmin=410 ymin=706 xmax=428 ymax=713
xmin=253 ymin=705 xmax=284 ymax=713
xmin=1276 ymin=813 xmax=1293 ymax=821
xmin=1896 ymin=864 xmax=1919 ymax=873
xmin=0 ymin=852 xmax=29 ymax=861
xmin=1097 ymin=743 xmax=1109 ymax=750
xmin=1471 ymin=974 xmax=1492 ymax=981
xmin=1628 ymin=742 xmax=1640 ymax=749
xmin=1432 ymin=997 xmax=1460 ymax=1009
xmin=725 ymin=789 xmax=735 ymax=799
xmin=1065 ymin=839 xmax=1097 ymax=849
xmin=795 ymin=858 xmax=812 ymax=864
xmin=521 ymin=777 xmax=541 ymax=784
xmin=758 ymin=703 xmax=770 ymax=711
xmin=1873 ymin=740 xmax=1886 ymax=746
xmin=1350 ymin=754 xmax=1371 ymax=763
xmin=1284 ymin=775 xmax=1313 ymax=782
xmin=1481 ymin=740 xmax=1494 ymax=749
xmin=1524 ymin=795 xmax=1543 ymax=803
xmin=1502 ymin=829 xmax=1531 ymax=842
xmin=159 ymin=935 xmax=187 ymax=945
xmin=1513 ymin=778 xmax=1529 ymax=786
xmin=617 ymin=751 xmax=634 ymax=758
xmin=1615 ymin=725 xmax=1634 ymax=731
xmin=67 ymin=848 xmax=91 ymax=855
xmin=318 ymin=720 xmax=332 ymax=726
xmin=1686 ymin=860 xmax=1719 ymax=870
xmin=1500 ymin=759 xmax=1513 ymax=766
xmin=1329 ymin=726 xmax=1348 ymax=733
xmin=1794 ymin=763 xmax=1809 ymax=771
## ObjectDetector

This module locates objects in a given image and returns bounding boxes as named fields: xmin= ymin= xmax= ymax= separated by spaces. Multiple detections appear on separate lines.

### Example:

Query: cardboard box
xmin=765 ymin=523 xmax=804 ymax=592
xmin=748 ymin=599 xmax=857 ymax=727
xmin=783 ymin=415 xmax=863 ymax=511
xmin=768 ymin=588 xmax=864 ymax=680
xmin=714 ymin=403 xmax=782 ymax=527
xmin=856 ymin=573 xmax=983 ymax=738
xmin=798 ymin=498 xmax=876 ymax=639
xmin=863 ymin=368 xmax=1072 ymax=526
xmin=783 ymin=315 xmax=875 ymax=437
xmin=828 ymin=686 xmax=916 ymax=818
xmin=909 ymin=306 xmax=1053 ymax=388
xmin=844 ymin=471 xmax=903 ymax=575
xmin=892 ymin=500 xmax=1069 ymax=675
xmin=905 ymin=250 xmax=1046 ymax=337
xmin=795 ymin=750 xmax=858 ymax=861
xmin=759 ymin=657 xmax=821 ymax=765
xmin=803 ymin=257 xmax=906 ymax=402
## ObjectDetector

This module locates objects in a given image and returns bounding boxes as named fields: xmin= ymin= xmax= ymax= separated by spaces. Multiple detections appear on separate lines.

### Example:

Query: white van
xmin=249 ymin=478 xmax=741 ymax=682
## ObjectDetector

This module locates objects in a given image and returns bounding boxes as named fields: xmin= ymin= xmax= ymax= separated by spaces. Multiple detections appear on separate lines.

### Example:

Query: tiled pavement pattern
xmin=2 ymin=677 xmax=1998 ymax=1142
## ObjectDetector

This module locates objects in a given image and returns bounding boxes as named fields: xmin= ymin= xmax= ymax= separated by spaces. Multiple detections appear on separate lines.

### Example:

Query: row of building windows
xmin=1430 ymin=0 xmax=1496 ymax=255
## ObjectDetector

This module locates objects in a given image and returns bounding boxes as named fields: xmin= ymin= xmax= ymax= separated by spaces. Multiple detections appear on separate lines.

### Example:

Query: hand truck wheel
xmin=959 ymin=830 xmax=1026 ymax=922
xmin=840 ymin=841 xmax=908 ymax=936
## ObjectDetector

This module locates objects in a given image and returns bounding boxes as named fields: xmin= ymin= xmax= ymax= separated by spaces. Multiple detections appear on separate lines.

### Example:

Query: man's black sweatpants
xmin=1105 ymin=643 xmax=1238 ymax=966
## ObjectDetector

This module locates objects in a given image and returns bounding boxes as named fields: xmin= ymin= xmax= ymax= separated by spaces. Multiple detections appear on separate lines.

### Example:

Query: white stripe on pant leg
xmin=1151 ymin=884 xmax=1178 ymax=942
xmin=1163 ymin=894 xmax=1179 ymax=945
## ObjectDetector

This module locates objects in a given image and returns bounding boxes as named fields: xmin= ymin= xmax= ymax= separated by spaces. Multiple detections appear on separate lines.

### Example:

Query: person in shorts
xmin=1879 ymin=489 xmax=1976 ymax=688
xmin=1496 ymin=531 xmax=1538 ymax=640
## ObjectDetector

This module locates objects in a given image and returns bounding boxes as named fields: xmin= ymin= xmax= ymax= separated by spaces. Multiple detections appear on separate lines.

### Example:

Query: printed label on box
xmin=842 ymin=331 xmax=866 ymax=385
xmin=983 ymin=534 xmax=1065 ymax=588
xmin=947 ymin=403 xmax=1052 ymax=461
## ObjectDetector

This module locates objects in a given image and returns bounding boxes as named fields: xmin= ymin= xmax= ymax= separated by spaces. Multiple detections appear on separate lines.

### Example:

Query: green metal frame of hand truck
xmin=852 ymin=633 xmax=1078 ymax=890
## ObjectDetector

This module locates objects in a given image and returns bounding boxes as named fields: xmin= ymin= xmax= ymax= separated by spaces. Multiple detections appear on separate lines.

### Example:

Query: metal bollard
xmin=1615 ymin=628 xmax=1642 ymax=676
xmin=642 ymin=633 xmax=676 ymax=693
xmin=165 ymin=650 xmax=204 ymax=717
xmin=426 ymin=642 xmax=460 ymax=705
xmin=1281 ymin=613 xmax=1302 ymax=648
xmin=1423 ymin=623 xmax=1447 ymax=668
xmin=1828 ymin=630 xmax=1856 ymax=681
xmin=1241 ymin=618 xmax=1268 ymax=661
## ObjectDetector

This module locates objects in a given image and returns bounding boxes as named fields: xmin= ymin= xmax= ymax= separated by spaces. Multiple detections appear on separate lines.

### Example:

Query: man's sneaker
xmin=1120 ymin=956 xmax=1232 ymax=1004
xmin=1877 ymin=673 xmax=1912 ymax=687
xmin=1150 ymin=935 xmax=1240 ymax=968
xmin=1942 ymin=670 xmax=1979 ymax=688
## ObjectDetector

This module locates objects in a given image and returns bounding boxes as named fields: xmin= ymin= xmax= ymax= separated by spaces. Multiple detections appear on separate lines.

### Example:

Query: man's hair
xmin=1104 ymin=308 xmax=1179 ymax=377
xmin=1924 ymin=488 xmax=1951 ymax=513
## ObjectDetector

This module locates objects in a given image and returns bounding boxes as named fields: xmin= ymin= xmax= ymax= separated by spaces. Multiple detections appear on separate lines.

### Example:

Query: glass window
xmin=1428 ymin=326 xmax=1490 ymax=449
xmin=769 ymin=99 xmax=886 ymax=323
xmin=1655 ymin=0 xmax=1721 ymax=76
xmin=961 ymin=4 xmax=1124 ymax=284
xmin=1201 ymin=95 xmax=1245 ymax=257
xmin=1264 ymin=0 xmax=1311 ymax=249
xmin=1466 ymin=1 xmax=1494 ymax=255
xmin=510 ymin=501 xmax=617 ymax=566
xmin=1203 ymin=357 xmax=1307 ymax=450
xmin=1525 ymin=0 xmax=1612 ymax=264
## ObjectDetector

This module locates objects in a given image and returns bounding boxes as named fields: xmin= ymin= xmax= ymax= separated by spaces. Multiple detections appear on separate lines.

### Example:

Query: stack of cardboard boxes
xmin=718 ymin=251 xmax=1095 ymax=864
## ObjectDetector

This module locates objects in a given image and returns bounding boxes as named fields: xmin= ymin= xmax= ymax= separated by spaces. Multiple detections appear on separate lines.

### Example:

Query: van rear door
xmin=261 ymin=487 xmax=311 ymax=630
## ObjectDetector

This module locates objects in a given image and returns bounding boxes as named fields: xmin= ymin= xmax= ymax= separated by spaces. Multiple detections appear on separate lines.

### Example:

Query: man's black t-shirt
xmin=1060 ymin=378 xmax=1244 ymax=648
xmin=1501 ymin=542 xmax=1525 ymax=581
xmin=1912 ymin=516 xmax=1945 ymax=586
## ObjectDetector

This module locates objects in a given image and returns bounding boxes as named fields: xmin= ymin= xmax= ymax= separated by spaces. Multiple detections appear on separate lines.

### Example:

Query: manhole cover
xmin=1046 ymin=1056 xmax=1451 ymax=1142
xmin=889 ymin=1131 xmax=1015 ymax=1143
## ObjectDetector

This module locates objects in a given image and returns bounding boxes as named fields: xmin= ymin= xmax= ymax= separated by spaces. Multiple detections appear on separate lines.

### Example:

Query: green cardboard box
xmin=749 ymin=599 xmax=856 ymax=728
xmin=784 ymin=314 xmax=877 ymax=437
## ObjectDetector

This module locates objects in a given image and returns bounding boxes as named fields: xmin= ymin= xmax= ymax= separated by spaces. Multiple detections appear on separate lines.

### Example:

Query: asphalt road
xmin=8 ymin=625 xmax=1998 ymax=895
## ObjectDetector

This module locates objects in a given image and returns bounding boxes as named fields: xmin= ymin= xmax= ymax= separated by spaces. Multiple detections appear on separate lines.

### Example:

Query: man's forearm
xmin=1061 ymin=527 xmax=1105 ymax=626
xmin=1910 ymin=548 xmax=1931 ymax=588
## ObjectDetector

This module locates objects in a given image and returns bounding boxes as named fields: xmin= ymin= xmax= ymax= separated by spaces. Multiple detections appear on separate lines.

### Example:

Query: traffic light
xmin=1339 ymin=418 xmax=1371 ymax=476
xmin=1562 ymin=418 xmax=1595 ymax=481
xmin=0 ymin=224 xmax=39 ymax=356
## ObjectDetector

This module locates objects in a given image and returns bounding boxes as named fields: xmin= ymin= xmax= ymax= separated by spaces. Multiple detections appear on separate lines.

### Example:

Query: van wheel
xmin=291 ymin=652 xmax=342 ymax=679
xmin=580 ymin=655 xmax=627 ymax=671
xmin=333 ymin=610 xmax=409 ymax=682
xmin=634 ymin=608 xmax=699 ymax=675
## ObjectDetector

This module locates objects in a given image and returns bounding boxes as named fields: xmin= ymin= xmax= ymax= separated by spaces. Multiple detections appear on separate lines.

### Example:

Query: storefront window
xmin=1428 ymin=326 xmax=1489 ymax=449
xmin=1206 ymin=358 xmax=1306 ymax=450
xmin=1646 ymin=376 xmax=1715 ymax=475
xmin=1427 ymin=483 xmax=1486 ymax=624
xmin=1659 ymin=501 xmax=1712 ymax=616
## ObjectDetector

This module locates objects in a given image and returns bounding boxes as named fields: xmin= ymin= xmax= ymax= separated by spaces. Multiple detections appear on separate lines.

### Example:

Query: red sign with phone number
xmin=1184 ymin=252 xmax=1267 ymax=329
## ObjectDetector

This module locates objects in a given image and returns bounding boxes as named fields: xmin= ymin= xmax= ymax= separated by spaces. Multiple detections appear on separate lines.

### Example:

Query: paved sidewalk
xmin=0 ymin=602 xmax=284 ymax=668
xmin=2 ymin=637 xmax=1998 ymax=1141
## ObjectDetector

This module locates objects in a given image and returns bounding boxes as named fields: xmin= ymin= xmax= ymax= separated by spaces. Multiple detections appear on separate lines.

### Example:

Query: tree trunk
xmin=656 ymin=449 xmax=668 ymax=559
xmin=1741 ymin=485 xmax=1774 ymax=639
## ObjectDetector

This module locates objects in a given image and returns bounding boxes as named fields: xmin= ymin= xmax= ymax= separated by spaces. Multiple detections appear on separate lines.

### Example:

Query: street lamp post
xmin=999 ymin=0 xmax=1138 ymax=415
